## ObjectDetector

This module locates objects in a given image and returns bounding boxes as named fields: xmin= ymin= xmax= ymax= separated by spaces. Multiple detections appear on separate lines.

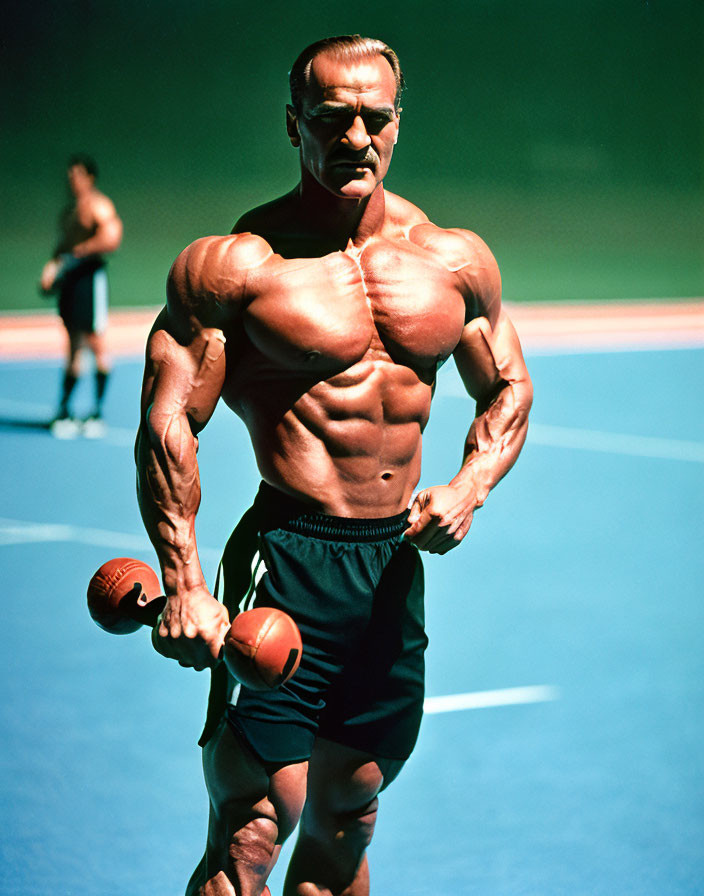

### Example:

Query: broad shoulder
xmin=408 ymin=223 xmax=494 ymax=270
xmin=167 ymin=232 xmax=273 ymax=326
xmin=172 ymin=232 xmax=273 ymax=278
xmin=409 ymin=224 xmax=502 ymax=325
xmin=87 ymin=189 xmax=119 ymax=222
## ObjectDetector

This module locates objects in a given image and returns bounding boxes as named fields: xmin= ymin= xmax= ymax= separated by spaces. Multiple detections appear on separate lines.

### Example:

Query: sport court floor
xmin=1 ymin=303 xmax=702 ymax=895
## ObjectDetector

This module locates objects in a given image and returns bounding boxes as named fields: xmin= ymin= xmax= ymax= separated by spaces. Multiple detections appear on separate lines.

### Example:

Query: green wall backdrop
xmin=3 ymin=0 xmax=702 ymax=310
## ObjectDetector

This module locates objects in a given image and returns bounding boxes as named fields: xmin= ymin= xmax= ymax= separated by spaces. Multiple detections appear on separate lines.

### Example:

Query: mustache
xmin=329 ymin=149 xmax=378 ymax=167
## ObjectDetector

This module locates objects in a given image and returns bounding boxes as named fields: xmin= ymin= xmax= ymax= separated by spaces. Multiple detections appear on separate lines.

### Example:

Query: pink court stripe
xmin=504 ymin=300 xmax=704 ymax=351
xmin=1 ymin=300 xmax=703 ymax=359
xmin=0 ymin=309 xmax=158 ymax=359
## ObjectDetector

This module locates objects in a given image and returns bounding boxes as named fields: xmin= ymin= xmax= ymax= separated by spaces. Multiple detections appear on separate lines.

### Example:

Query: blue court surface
xmin=1 ymin=338 xmax=702 ymax=895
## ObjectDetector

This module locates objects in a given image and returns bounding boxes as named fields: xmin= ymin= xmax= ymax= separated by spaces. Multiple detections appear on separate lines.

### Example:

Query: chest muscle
xmin=241 ymin=240 xmax=466 ymax=374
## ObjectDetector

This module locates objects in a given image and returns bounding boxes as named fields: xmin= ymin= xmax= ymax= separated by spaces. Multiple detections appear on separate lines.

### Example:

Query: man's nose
xmin=343 ymin=115 xmax=371 ymax=150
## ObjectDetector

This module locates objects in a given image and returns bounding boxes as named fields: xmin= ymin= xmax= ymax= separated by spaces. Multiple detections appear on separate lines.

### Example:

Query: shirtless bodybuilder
xmin=135 ymin=35 xmax=533 ymax=896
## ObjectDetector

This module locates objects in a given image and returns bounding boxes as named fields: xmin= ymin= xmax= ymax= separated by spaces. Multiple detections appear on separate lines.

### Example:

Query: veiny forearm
xmin=450 ymin=375 xmax=532 ymax=506
xmin=136 ymin=408 xmax=207 ymax=597
xmin=136 ymin=318 xmax=227 ymax=598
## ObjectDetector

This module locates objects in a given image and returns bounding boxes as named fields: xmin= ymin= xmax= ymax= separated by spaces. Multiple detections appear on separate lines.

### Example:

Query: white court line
xmin=0 ymin=517 xmax=222 ymax=564
xmin=0 ymin=518 xmax=151 ymax=550
xmin=424 ymin=685 xmax=560 ymax=714
xmin=434 ymin=378 xmax=704 ymax=463
xmin=529 ymin=422 xmax=704 ymax=463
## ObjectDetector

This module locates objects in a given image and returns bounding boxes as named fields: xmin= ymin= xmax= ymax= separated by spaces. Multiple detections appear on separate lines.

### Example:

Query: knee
xmin=303 ymin=762 xmax=384 ymax=848
xmin=309 ymin=796 xmax=378 ymax=845
xmin=229 ymin=816 xmax=278 ymax=877
xmin=325 ymin=760 xmax=384 ymax=818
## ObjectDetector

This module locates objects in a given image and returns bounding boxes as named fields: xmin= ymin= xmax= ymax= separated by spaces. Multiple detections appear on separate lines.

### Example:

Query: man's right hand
xmin=39 ymin=258 xmax=62 ymax=294
xmin=152 ymin=585 xmax=231 ymax=671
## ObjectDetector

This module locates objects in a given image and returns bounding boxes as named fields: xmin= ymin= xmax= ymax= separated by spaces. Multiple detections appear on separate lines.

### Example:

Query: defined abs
xmin=255 ymin=362 xmax=428 ymax=509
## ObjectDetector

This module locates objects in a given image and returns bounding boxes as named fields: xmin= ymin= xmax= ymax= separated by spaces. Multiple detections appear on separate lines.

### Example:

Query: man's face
xmin=290 ymin=52 xmax=400 ymax=200
xmin=67 ymin=164 xmax=94 ymax=196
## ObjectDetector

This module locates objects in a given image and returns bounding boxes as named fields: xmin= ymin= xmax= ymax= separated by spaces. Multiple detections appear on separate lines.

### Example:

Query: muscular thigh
xmin=203 ymin=716 xmax=308 ymax=844
xmin=304 ymin=737 xmax=405 ymax=824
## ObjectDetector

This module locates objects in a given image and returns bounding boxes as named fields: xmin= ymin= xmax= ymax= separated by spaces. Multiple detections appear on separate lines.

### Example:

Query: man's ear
xmin=286 ymin=104 xmax=301 ymax=148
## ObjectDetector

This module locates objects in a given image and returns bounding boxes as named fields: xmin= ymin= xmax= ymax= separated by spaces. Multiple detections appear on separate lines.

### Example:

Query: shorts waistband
xmin=254 ymin=481 xmax=409 ymax=542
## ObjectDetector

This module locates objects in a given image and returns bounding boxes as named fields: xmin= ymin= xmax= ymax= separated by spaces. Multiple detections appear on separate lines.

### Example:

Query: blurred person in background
xmin=40 ymin=153 xmax=122 ymax=438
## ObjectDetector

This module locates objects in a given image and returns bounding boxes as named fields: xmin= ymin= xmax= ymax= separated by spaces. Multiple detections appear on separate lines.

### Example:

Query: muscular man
xmin=136 ymin=35 xmax=533 ymax=896
xmin=40 ymin=154 xmax=123 ymax=438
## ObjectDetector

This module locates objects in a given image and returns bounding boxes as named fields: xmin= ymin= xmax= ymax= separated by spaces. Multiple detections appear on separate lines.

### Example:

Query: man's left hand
xmin=404 ymin=485 xmax=477 ymax=554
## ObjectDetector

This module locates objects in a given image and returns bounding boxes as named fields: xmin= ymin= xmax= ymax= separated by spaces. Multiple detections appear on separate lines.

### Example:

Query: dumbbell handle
xmin=113 ymin=586 xmax=232 ymax=652
xmin=95 ymin=579 xmax=300 ymax=691
xmin=120 ymin=587 xmax=167 ymax=628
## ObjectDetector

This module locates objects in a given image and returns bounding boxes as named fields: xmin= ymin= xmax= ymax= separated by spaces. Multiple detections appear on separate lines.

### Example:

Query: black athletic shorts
xmin=57 ymin=256 xmax=109 ymax=333
xmin=200 ymin=482 xmax=427 ymax=765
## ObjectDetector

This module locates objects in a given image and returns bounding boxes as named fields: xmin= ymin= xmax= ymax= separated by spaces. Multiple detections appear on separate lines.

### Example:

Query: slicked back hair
xmin=289 ymin=35 xmax=405 ymax=113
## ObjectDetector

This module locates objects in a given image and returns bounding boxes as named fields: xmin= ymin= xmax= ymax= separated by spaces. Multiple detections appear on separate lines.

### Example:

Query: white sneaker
xmin=82 ymin=416 xmax=106 ymax=439
xmin=50 ymin=417 xmax=80 ymax=439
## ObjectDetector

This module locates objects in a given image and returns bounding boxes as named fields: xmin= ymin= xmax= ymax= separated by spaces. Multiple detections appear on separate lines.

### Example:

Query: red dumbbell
xmin=87 ymin=557 xmax=302 ymax=690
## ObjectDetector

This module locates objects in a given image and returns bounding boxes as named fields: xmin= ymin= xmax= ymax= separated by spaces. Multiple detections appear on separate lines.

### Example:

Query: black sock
xmin=95 ymin=369 xmax=110 ymax=416
xmin=58 ymin=372 xmax=78 ymax=418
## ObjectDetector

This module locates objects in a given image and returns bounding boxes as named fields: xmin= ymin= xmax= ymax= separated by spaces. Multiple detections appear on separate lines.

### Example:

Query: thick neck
xmin=296 ymin=166 xmax=387 ymax=248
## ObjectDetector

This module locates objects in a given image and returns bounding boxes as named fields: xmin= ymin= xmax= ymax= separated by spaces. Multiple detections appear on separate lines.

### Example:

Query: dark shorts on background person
xmin=58 ymin=256 xmax=109 ymax=333
xmin=200 ymin=482 xmax=428 ymax=765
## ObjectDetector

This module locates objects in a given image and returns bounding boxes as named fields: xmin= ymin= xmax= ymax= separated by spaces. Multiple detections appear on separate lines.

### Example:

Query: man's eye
xmin=307 ymin=111 xmax=394 ymax=132
xmin=311 ymin=112 xmax=348 ymax=125
xmin=364 ymin=115 xmax=393 ymax=132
